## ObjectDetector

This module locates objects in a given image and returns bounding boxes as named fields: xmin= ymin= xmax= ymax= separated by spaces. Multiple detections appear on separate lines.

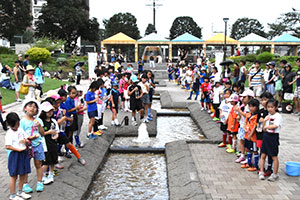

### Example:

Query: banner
xmin=88 ymin=52 xmax=97 ymax=80
xmin=215 ymin=52 xmax=224 ymax=74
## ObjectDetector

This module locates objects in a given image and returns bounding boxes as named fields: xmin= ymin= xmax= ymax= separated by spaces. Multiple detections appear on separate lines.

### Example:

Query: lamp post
xmin=223 ymin=18 xmax=229 ymax=61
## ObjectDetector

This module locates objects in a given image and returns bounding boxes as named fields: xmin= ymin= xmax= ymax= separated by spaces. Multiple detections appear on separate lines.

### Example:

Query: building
xmin=0 ymin=38 xmax=10 ymax=48
xmin=31 ymin=0 xmax=47 ymax=30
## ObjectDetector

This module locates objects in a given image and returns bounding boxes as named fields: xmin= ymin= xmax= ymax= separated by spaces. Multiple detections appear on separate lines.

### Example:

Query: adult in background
xmin=22 ymin=65 xmax=37 ymax=99
xmin=75 ymin=63 xmax=85 ymax=85
xmin=290 ymin=58 xmax=300 ymax=115
xmin=248 ymin=61 xmax=264 ymax=98
xmin=266 ymin=62 xmax=276 ymax=96
xmin=13 ymin=60 xmax=25 ymax=102
xmin=149 ymin=51 xmax=155 ymax=68
xmin=282 ymin=64 xmax=294 ymax=99
xmin=22 ymin=55 xmax=30 ymax=70
xmin=232 ymin=63 xmax=240 ymax=83
xmin=239 ymin=60 xmax=247 ymax=83
xmin=34 ymin=62 xmax=45 ymax=98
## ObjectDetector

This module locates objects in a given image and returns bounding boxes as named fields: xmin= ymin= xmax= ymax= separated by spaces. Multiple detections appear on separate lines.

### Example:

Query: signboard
xmin=215 ymin=52 xmax=224 ymax=74
xmin=88 ymin=52 xmax=97 ymax=80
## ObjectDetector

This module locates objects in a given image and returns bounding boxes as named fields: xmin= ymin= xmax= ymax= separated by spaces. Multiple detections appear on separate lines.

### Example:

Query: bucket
xmin=285 ymin=161 xmax=300 ymax=176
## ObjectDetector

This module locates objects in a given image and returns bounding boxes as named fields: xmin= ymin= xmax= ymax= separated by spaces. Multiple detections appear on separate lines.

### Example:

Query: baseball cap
xmin=269 ymin=61 xmax=276 ymax=67
xmin=40 ymin=101 xmax=54 ymax=112
xmin=131 ymin=75 xmax=139 ymax=82
xmin=227 ymin=94 xmax=239 ymax=102
xmin=240 ymin=89 xmax=254 ymax=97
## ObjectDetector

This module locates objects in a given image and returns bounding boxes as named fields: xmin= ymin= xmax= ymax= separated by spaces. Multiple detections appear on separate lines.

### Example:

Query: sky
xmin=89 ymin=0 xmax=299 ymax=39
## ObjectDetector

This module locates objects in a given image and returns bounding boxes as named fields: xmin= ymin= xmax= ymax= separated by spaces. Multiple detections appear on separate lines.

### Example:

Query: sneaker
xmin=17 ymin=191 xmax=31 ymax=199
xmin=43 ymin=176 xmax=53 ymax=185
xmin=241 ymin=164 xmax=249 ymax=168
xmin=143 ymin=118 xmax=149 ymax=123
xmin=55 ymin=163 xmax=64 ymax=169
xmin=259 ymin=172 xmax=265 ymax=180
xmin=248 ymin=167 xmax=257 ymax=172
xmin=22 ymin=183 xmax=33 ymax=193
xmin=65 ymin=152 xmax=72 ymax=158
xmin=207 ymin=110 xmax=211 ymax=114
xmin=16 ymin=98 xmax=22 ymax=102
xmin=75 ymin=143 xmax=85 ymax=148
xmin=93 ymin=130 xmax=103 ymax=136
xmin=111 ymin=121 xmax=115 ymax=126
xmin=53 ymin=169 xmax=60 ymax=176
xmin=10 ymin=195 xmax=23 ymax=200
xmin=201 ymin=108 xmax=204 ymax=111
xmin=147 ymin=116 xmax=153 ymax=121
xmin=132 ymin=121 xmax=138 ymax=126
xmin=226 ymin=148 xmax=235 ymax=153
xmin=213 ymin=117 xmax=220 ymax=121
xmin=46 ymin=174 xmax=54 ymax=184
xmin=218 ymin=142 xmax=226 ymax=148
xmin=267 ymin=173 xmax=279 ymax=182
xmin=235 ymin=156 xmax=245 ymax=163
xmin=42 ymin=175 xmax=48 ymax=183
xmin=36 ymin=182 xmax=44 ymax=192
xmin=235 ymin=151 xmax=241 ymax=157
xmin=187 ymin=97 xmax=191 ymax=100
xmin=78 ymin=157 xmax=86 ymax=166
xmin=99 ymin=125 xmax=108 ymax=130
xmin=88 ymin=134 xmax=98 ymax=139
xmin=264 ymin=170 xmax=273 ymax=177
xmin=226 ymin=144 xmax=232 ymax=149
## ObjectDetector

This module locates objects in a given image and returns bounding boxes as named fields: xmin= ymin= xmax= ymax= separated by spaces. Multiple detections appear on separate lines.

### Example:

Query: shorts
xmin=120 ymin=92 xmax=125 ymax=101
xmin=252 ymin=86 xmax=262 ymax=97
xmin=88 ymin=110 xmax=98 ymax=118
xmin=149 ymin=88 xmax=154 ymax=102
xmin=245 ymin=139 xmax=257 ymax=152
xmin=33 ymin=143 xmax=45 ymax=161
xmin=130 ymin=100 xmax=143 ymax=112
xmin=294 ymin=86 xmax=300 ymax=98
xmin=261 ymin=132 xmax=279 ymax=157
xmin=14 ymin=82 xmax=21 ymax=92
xmin=42 ymin=150 xmax=58 ymax=165
xmin=8 ymin=150 xmax=31 ymax=176
xmin=229 ymin=131 xmax=238 ymax=135
xmin=57 ymin=132 xmax=69 ymax=145
xmin=220 ymin=123 xmax=228 ymax=132
xmin=267 ymin=83 xmax=275 ymax=95
xmin=237 ymin=127 xmax=245 ymax=140
xmin=141 ymin=94 xmax=150 ymax=104
xmin=109 ymin=102 xmax=118 ymax=113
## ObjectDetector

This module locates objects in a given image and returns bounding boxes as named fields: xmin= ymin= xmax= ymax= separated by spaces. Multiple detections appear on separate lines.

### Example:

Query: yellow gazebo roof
xmin=205 ymin=33 xmax=237 ymax=43
xmin=103 ymin=32 xmax=136 ymax=43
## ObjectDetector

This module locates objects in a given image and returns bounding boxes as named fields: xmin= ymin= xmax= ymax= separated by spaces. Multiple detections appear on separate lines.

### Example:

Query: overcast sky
xmin=90 ymin=0 xmax=299 ymax=39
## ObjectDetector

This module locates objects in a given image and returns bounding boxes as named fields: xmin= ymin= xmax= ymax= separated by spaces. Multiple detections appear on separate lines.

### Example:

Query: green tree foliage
xmin=230 ymin=18 xmax=266 ymax=40
xmin=257 ymin=52 xmax=274 ymax=63
xmin=35 ymin=0 xmax=100 ymax=52
xmin=0 ymin=0 xmax=32 ymax=40
xmin=33 ymin=37 xmax=65 ymax=52
xmin=103 ymin=12 xmax=140 ymax=39
xmin=26 ymin=47 xmax=51 ymax=62
xmin=268 ymin=10 xmax=300 ymax=39
xmin=145 ymin=24 xmax=156 ymax=36
xmin=169 ymin=16 xmax=202 ymax=40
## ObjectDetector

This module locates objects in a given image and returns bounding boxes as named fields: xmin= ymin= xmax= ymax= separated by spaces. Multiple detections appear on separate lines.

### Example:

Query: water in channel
xmin=88 ymin=153 xmax=168 ymax=200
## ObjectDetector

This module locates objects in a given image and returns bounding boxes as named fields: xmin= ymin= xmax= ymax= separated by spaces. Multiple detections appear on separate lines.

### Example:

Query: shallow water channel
xmin=88 ymin=100 xmax=204 ymax=199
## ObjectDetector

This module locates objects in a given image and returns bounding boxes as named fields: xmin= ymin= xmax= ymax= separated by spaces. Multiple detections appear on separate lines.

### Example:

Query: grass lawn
xmin=1 ymin=78 xmax=72 ymax=106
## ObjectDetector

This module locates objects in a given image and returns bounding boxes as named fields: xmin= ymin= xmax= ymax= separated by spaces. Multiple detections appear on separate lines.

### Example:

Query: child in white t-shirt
xmin=5 ymin=112 xmax=32 ymax=200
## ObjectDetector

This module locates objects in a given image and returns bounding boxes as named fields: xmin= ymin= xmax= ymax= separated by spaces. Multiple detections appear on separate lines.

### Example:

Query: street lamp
xmin=223 ymin=18 xmax=229 ymax=61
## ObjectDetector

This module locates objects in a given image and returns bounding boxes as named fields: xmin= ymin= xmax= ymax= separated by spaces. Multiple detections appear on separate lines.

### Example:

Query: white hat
xmin=40 ymin=101 xmax=54 ymax=112
xmin=22 ymin=98 xmax=40 ymax=116
xmin=76 ymin=85 xmax=84 ymax=92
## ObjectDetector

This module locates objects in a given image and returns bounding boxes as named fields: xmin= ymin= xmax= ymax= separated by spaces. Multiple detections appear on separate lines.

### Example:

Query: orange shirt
xmin=244 ymin=113 xmax=258 ymax=142
xmin=227 ymin=107 xmax=239 ymax=133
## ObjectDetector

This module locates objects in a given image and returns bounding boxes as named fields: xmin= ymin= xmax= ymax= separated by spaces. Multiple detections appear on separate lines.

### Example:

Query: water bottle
xmin=60 ymin=121 xmax=66 ymax=133
xmin=256 ymin=122 xmax=263 ymax=132
xmin=51 ymin=123 xmax=57 ymax=139
xmin=135 ymin=87 xmax=139 ymax=98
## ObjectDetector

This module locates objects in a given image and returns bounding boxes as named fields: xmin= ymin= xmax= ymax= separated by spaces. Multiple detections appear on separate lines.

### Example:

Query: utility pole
xmin=146 ymin=0 xmax=162 ymax=33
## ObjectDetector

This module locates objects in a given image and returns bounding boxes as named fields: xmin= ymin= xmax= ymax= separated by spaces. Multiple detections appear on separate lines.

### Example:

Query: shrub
xmin=257 ymin=52 xmax=274 ymax=63
xmin=0 ymin=46 xmax=14 ymax=54
xmin=56 ymin=57 xmax=67 ymax=66
xmin=26 ymin=47 xmax=51 ymax=62
xmin=245 ymin=54 xmax=257 ymax=62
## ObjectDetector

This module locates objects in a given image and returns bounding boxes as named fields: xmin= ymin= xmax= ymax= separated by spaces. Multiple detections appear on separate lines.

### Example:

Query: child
xmin=110 ymin=81 xmax=121 ymax=126
xmin=168 ymin=65 xmax=174 ymax=82
xmin=218 ymin=89 xmax=233 ymax=148
xmin=74 ymin=86 xmax=86 ymax=147
xmin=212 ymin=81 xmax=223 ymax=121
xmin=234 ymin=90 xmax=254 ymax=163
xmin=225 ymin=94 xmax=240 ymax=153
xmin=259 ymin=99 xmax=282 ymax=181
xmin=137 ymin=58 xmax=144 ymax=74
xmin=138 ymin=74 xmax=151 ymax=122
xmin=187 ymin=67 xmax=200 ymax=100
xmin=20 ymin=99 xmax=45 ymax=193
xmin=98 ymin=80 xmax=108 ymax=130
xmin=200 ymin=77 xmax=210 ymax=111
xmin=39 ymin=101 xmax=59 ymax=185
xmin=119 ymin=74 xmax=126 ymax=111
xmin=85 ymin=81 xmax=99 ymax=138
xmin=147 ymin=71 xmax=155 ymax=118
xmin=128 ymin=75 xmax=144 ymax=126
xmin=257 ymin=92 xmax=273 ymax=176
xmin=5 ymin=112 xmax=32 ymax=200
xmin=123 ymin=74 xmax=131 ymax=112
xmin=243 ymin=99 xmax=260 ymax=172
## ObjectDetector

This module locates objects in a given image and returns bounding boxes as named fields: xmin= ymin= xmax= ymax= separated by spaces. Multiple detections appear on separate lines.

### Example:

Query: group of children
xmin=5 ymin=66 xmax=156 ymax=199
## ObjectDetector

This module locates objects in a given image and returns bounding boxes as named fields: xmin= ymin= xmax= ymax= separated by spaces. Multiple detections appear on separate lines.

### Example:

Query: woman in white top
xmin=22 ymin=65 xmax=37 ymax=99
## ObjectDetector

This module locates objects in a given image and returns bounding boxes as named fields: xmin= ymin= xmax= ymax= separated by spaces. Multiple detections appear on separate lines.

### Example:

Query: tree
xmin=145 ymin=24 xmax=156 ymax=36
xmin=33 ymin=37 xmax=65 ymax=52
xmin=169 ymin=16 xmax=202 ymax=40
xmin=230 ymin=18 xmax=266 ymax=40
xmin=103 ymin=12 xmax=140 ymax=39
xmin=35 ymin=0 xmax=100 ymax=52
xmin=268 ymin=10 xmax=300 ymax=39
xmin=0 ymin=0 xmax=32 ymax=40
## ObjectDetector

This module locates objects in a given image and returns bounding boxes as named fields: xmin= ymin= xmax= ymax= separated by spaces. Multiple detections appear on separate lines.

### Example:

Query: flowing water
xmin=88 ymin=154 xmax=168 ymax=200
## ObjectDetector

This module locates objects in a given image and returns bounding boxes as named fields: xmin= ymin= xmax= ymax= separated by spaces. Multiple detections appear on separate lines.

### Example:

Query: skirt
xmin=8 ymin=150 xmax=31 ymax=176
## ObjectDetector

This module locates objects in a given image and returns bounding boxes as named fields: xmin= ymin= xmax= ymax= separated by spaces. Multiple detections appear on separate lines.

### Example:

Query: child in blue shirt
xmin=85 ymin=81 xmax=99 ymax=139
xmin=137 ymin=58 xmax=144 ymax=74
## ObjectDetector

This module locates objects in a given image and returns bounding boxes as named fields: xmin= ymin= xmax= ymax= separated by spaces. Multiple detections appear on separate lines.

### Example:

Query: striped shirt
xmin=249 ymin=68 xmax=264 ymax=87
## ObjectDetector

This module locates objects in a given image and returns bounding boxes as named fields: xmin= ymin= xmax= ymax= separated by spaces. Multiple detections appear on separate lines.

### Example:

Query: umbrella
xmin=219 ymin=59 xmax=234 ymax=66
xmin=73 ymin=61 xmax=85 ymax=68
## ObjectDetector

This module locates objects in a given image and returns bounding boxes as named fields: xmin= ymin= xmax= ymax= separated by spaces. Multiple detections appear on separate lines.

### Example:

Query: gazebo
xmin=171 ymin=33 xmax=204 ymax=61
xmin=272 ymin=33 xmax=300 ymax=56
xmin=204 ymin=33 xmax=238 ymax=57
xmin=101 ymin=32 xmax=136 ymax=62
xmin=238 ymin=33 xmax=272 ymax=54
xmin=137 ymin=33 xmax=170 ymax=62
